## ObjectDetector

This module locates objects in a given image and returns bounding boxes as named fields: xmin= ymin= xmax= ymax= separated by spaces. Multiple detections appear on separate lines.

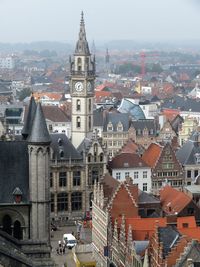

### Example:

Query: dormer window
xmin=107 ymin=122 xmax=113 ymax=132
xmin=195 ymin=153 xmax=200 ymax=164
xmin=117 ymin=122 xmax=123 ymax=132
xmin=58 ymin=138 xmax=62 ymax=146
xmin=13 ymin=187 xmax=22 ymax=203
xmin=60 ymin=150 xmax=64 ymax=158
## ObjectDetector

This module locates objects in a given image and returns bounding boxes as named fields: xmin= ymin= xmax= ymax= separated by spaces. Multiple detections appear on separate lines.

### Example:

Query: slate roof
xmin=0 ymin=141 xmax=29 ymax=204
xmin=22 ymin=96 xmax=36 ymax=139
xmin=93 ymin=108 xmax=104 ymax=127
xmin=138 ymin=190 xmax=160 ymax=204
xmin=131 ymin=119 xmax=157 ymax=136
xmin=133 ymin=240 xmax=149 ymax=256
xmin=103 ymin=112 xmax=130 ymax=132
xmin=118 ymin=98 xmax=145 ymax=120
xmin=161 ymin=95 xmax=200 ymax=112
xmin=50 ymin=133 xmax=82 ymax=160
xmin=158 ymin=226 xmax=180 ymax=258
xmin=28 ymin=103 xmax=51 ymax=144
xmin=176 ymin=131 xmax=200 ymax=165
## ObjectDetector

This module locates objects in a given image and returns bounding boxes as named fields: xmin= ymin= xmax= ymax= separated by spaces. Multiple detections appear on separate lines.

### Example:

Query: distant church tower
xmin=70 ymin=12 xmax=95 ymax=148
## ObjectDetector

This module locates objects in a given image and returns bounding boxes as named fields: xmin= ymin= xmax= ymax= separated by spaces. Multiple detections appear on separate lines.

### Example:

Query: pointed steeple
xmin=75 ymin=11 xmax=90 ymax=55
xmin=22 ymin=95 xmax=37 ymax=140
xmin=28 ymin=102 xmax=51 ymax=144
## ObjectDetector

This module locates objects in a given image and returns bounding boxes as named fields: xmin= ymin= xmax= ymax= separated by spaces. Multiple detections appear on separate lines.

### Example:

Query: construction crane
xmin=140 ymin=51 xmax=159 ymax=78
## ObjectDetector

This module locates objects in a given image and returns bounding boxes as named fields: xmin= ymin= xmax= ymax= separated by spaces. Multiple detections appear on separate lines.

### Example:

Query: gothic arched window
xmin=13 ymin=220 xmax=23 ymax=240
xmin=77 ymin=57 xmax=82 ymax=71
xmin=76 ymin=117 xmax=81 ymax=128
xmin=89 ymin=116 xmax=91 ymax=130
xmin=2 ymin=215 xmax=12 ymax=235
xmin=76 ymin=99 xmax=81 ymax=111
xmin=88 ymin=99 xmax=91 ymax=111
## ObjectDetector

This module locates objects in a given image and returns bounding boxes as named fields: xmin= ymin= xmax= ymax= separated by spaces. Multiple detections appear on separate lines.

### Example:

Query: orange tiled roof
xmin=142 ymin=143 xmax=163 ymax=168
xmin=160 ymin=185 xmax=192 ymax=215
xmin=119 ymin=139 xmax=139 ymax=154
xmin=33 ymin=92 xmax=62 ymax=101
xmin=162 ymin=109 xmax=180 ymax=121
xmin=126 ymin=217 xmax=167 ymax=240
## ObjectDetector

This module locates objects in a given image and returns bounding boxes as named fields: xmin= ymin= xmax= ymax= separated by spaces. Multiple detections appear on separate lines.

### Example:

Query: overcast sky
xmin=0 ymin=0 xmax=199 ymax=43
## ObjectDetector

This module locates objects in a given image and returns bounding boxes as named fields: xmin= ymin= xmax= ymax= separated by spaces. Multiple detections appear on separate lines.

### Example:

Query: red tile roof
xmin=109 ymin=153 xmax=149 ymax=169
xmin=119 ymin=139 xmax=140 ymax=154
xmin=160 ymin=185 xmax=192 ymax=215
xmin=142 ymin=143 xmax=163 ymax=168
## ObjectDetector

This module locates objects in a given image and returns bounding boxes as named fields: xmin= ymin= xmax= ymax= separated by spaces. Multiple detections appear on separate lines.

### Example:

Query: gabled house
xmin=142 ymin=142 xmax=184 ymax=194
xmin=160 ymin=185 xmax=200 ymax=222
xmin=108 ymin=152 xmax=152 ymax=193
xmin=176 ymin=130 xmax=200 ymax=185
xmin=157 ymin=120 xmax=177 ymax=143
xmin=129 ymin=119 xmax=158 ymax=149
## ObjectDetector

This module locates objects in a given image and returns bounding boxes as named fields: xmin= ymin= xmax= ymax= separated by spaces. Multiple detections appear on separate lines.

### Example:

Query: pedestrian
xmin=58 ymin=240 xmax=62 ymax=255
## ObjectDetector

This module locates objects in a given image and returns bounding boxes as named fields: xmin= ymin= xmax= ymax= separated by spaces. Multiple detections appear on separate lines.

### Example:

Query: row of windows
xmin=76 ymin=99 xmax=92 ymax=112
xmin=105 ymin=140 xmax=124 ymax=147
xmin=51 ymin=192 xmax=82 ymax=212
xmin=103 ymin=133 xmax=127 ymax=138
xmin=187 ymin=170 xmax=199 ymax=178
xmin=152 ymin=180 xmax=182 ymax=187
xmin=116 ymin=171 xmax=148 ymax=180
xmin=88 ymin=153 xmax=104 ymax=163
xmin=50 ymin=171 xmax=81 ymax=188
xmin=162 ymin=163 xmax=174 ymax=169
xmin=157 ymin=171 xmax=178 ymax=177
xmin=76 ymin=116 xmax=91 ymax=129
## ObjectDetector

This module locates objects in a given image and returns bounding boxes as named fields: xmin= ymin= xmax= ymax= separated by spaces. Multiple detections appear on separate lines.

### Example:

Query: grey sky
xmin=0 ymin=0 xmax=199 ymax=43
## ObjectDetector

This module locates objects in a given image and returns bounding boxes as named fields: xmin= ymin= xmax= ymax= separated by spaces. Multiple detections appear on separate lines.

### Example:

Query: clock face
xmin=87 ymin=81 xmax=92 ymax=91
xmin=75 ymin=82 xmax=83 ymax=92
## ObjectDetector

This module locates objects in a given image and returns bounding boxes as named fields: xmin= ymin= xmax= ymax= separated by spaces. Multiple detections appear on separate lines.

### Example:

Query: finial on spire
xmin=81 ymin=11 xmax=84 ymax=25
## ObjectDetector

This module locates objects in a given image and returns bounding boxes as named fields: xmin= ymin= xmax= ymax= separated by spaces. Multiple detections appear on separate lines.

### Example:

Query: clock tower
xmin=70 ymin=12 xmax=95 ymax=148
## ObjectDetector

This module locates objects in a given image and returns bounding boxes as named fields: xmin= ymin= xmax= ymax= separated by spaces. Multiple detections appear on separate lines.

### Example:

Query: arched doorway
xmin=13 ymin=220 xmax=23 ymax=240
xmin=2 ymin=215 xmax=12 ymax=235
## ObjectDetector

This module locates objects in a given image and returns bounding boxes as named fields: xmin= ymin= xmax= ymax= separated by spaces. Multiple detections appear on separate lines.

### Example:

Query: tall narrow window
xmin=73 ymin=171 xmax=81 ymax=186
xmin=71 ymin=192 xmax=82 ymax=211
xmin=51 ymin=193 xmax=54 ymax=212
xmin=57 ymin=193 xmax=68 ymax=211
xmin=59 ymin=172 xmax=67 ymax=187
xmin=77 ymin=57 xmax=82 ymax=71
xmin=76 ymin=117 xmax=81 ymax=128
xmin=13 ymin=220 xmax=23 ymax=240
xmin=77 ymin=99 xmax=81 ymax=111
xmin=89 ymin=99 xmax=91 ymax=111
xmin=50 ymin=172 xmax=53 ymax=188
xmin=89 ymin=116 xmax=91 ymax=130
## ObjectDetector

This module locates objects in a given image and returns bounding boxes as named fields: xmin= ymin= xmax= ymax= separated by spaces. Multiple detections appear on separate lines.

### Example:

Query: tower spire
xmin=75 ymin=11 xmax=90 ymax=55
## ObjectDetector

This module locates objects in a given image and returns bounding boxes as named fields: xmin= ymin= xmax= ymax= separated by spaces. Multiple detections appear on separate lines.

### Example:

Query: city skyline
xmin=0 ymin=0 xmax=199 ymax=43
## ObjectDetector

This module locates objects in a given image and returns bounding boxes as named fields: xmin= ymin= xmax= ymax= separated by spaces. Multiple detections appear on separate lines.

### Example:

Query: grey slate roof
xmin=138 ymin=190 xmax=160 ymax=204
xmin=50 ymin=133 xmax=82 ymax=160
xmin=93 ymin=108 xmax=103 ymax=127
xmin=28 ymin=103 xmax=51 ymax=144
xmin=22 ymin=96 xmax=36 ymax=139
xmin=161 ymin=95 xmax=200 ymax=112
xmin=158 ymin=226 xmax=180 ymax=258
xmin=131 ymin=119 xmax=157 ymax=136
xmin=0 ymin=141 xmax=29 ymax=204
xmin=103 ymin=112 xmax=130 ymax=132
xmin=133 ymin=241 xmax=149 ymax=255
xmin=75 ymin=12 xmax=90 ymax=55
xmin=176 ymin=131 xmax=200 ymax=165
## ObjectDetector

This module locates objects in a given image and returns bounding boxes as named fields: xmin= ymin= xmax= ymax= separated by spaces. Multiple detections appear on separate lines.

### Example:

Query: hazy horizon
xmin=0 ymin=0 xmax=199 ymax=43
